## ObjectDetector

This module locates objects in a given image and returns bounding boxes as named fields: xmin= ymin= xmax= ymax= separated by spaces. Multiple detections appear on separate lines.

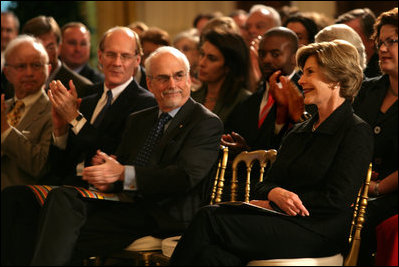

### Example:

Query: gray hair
xmin=144 ymin=46 xmax=190 ymax=76
xmin=4 ymin=34 xmax=49 ymax=64
xmin=315 ymin=24 xmax=367 ymax=70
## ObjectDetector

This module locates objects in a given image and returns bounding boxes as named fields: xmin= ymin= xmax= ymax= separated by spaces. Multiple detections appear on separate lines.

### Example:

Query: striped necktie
xmin=133 ymin=112 xmax=172 ymax=167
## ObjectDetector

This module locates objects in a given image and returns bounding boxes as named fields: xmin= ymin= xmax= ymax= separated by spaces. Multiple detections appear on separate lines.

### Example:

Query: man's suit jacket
xmin=49 ymin=62 xmax=96 ymax=98
xmin=137 ymin=65 xmax=148 ymax=90
xmin=1 ymin=90 xmax=52 ymax=189
xmin=48 ymin=79 xmax=157 ymax=186
xmin=78 ymin=63 xmax=104 ymax=84
xmin=116 ymin=97 xmax=223 ymax=231
xmin=224 ymin=72 xmax=303 ymax=151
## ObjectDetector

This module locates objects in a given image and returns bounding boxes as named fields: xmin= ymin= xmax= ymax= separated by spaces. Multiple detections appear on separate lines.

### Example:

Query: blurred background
xmin=2 ymin=1 xmax=397 ymax=67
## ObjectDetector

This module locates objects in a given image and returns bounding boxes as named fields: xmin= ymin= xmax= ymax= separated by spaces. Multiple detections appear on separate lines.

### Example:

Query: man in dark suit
xmin=47 ymin=26 xmax=157 ymax=186
xmin=21 ymin=16 xmax=95 ymax=97
xmin=60 ymin=22 xmax=104 ymax=84
xmin=223 ymin=27 xmax=305 ymax=154
xmin=0 ymin=26 xmax=156 ymax=266
xmin=28 ymin=46 xmax=223 ymax=265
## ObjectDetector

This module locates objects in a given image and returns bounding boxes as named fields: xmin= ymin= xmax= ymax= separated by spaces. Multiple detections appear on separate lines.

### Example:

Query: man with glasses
xmin=1 ymin=27 xmax=157 ymax=266
xmin=22 ymin=15 xmax=95 ymax=97
xmin=47 ymin=26 xmax=156 ymax=187
xmin=1 ymin=35 xmax=52 ymax=189
xmin=21 ymin=46 xmax=223 ymax=265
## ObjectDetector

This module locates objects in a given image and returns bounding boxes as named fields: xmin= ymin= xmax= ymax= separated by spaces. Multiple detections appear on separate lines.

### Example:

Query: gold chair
xmin=148 ymin=146 xmax=229 ymax=266
xmin=231 ymin=149 xmax=277 ymax=202
xmin=95 ymin=146 xmax=229 ymax=266
xmin=246 ymin=162 xmax=373 ymax=266
xmin=210 ymin=145 xmax=229 ymax=204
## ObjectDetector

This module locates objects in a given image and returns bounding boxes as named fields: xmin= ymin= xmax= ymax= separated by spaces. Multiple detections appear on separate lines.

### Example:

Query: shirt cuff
xmin=52 ymin=132 xmax=69 ymax=150
xmin=71 ymin=117 xmax=87 ymax=135
xmin=123 ymin=165 xmax=138 ymax=191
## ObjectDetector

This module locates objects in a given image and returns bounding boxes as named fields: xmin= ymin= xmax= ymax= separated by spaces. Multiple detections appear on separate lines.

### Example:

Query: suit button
xmin=374 ymin=126 xmax=381 ymax=134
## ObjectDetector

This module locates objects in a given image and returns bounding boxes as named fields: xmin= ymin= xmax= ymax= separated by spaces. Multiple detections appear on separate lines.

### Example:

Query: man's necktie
xmin=93 ymin=90 xmax=113 ymax=128
xmin=7 ymin=100 xmax=25 ymax=127
xmin=133 ymin=112 xmax=172 ymax=167
xmin=258 ymin=93 xmax=275 ymax=128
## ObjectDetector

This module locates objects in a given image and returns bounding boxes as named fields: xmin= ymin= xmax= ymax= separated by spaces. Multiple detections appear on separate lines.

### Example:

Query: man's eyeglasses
xmin=376 ymin=38 xmax=398 ymax=50
xmin=5 ymin=62 xmax=48 ymax=72
xmin=104 ymin=51 xmax=136 ymax=62
xmin=149 ymin=72 xmax=187 ymax=84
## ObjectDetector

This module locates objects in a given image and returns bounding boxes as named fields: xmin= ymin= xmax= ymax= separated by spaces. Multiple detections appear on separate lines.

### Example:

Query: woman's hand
xmin=268 ymin=187 xmax=310 ymax=216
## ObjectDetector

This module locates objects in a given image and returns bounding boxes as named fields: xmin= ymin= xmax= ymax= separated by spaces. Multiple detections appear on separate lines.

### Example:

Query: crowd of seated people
xmin=1 ymin=4 xmax=397 ymax=266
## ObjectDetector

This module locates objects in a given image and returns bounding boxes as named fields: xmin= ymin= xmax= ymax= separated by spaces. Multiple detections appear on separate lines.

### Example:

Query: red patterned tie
xmin=7 ymin=100 xmax=25 ymax=127
xmin=258 ymin=94 xmax=274 ymax=128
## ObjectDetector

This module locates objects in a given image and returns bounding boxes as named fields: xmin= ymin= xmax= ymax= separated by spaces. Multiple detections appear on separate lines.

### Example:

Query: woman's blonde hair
xmin=296 ymin=40 xmax=363 ymax=102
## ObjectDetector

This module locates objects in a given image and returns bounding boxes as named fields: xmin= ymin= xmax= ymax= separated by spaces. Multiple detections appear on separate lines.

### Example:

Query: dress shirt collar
xmin=103 ymin=76 xmax=133 ymax=102
xmin=13 ymin=86 xmax=45 ymax=111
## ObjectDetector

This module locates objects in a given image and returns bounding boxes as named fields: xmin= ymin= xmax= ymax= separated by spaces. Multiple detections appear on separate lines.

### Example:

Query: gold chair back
xmin=210 ymin=145 xmax=229 ymax=204
xmin=231 ymin=149 xmax=277 ymax=202
xmin=344 ymin=162 xmax=372 ymax=266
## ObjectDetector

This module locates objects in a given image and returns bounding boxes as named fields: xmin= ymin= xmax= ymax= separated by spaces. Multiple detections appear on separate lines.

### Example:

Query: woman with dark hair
xmin=284 ymin=14 xmax=319 ymax=46
xmin=192 ymin=28 xmax=251 ymax=123
xmin=354 ymin=7 xmax=398 ymax=265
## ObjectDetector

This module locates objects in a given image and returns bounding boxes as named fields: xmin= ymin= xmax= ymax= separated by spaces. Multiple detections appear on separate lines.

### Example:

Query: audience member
xmin=173 ymin=28 xmax=201 ymax=91
xmin=1 ymin=35 xmax=52 ymax=189
xmin=1 ymin=11 xmax=19 ymax=70
xmin=315 ymin=24 xmax=367 ymax=71
xmin=60 ymin=22 xmax=104 ymax=84
xmin=353 ymin=7 xmax=398 ymax=265
xmin=303 ymin=11 xmax=333 ymax=31
xmin=48 ymin=26 xmax=157 ymax=186
xmin=229 ymin=9 xmax=249 ymax=43
xmin=201 ymin=16 xmax=241 ymax=37
xmin=138 ymin=26 xmax=171 ymax=89
xmin=193 ymin=11 xmax=223 ymax=34
xmin=1 ymin=11 xmax=19 ymax=100
xmin=222 ymin=27 xmax=302 ymax=157
xmin=127 ymin=21 xmax=149 ymax=36
xmin=1 ymin=28 xmax=157 ymax=265
xmin=284 ymin=14 xmax=319 ymax=46
xmin=278 ymin=5 xmax=300 ymax=25
xmin=192 ymin=28 xmax=251 ymax=123
xmin=23 ymin=46 xmax=223 ymax=265
xmin=335 ymin=8 xmax=381 ymax=78
xmin=246 ymin=4 xmax=281 ymax=43
xmin=22 ymin=16 xmax=94 ymax=97
xmin=170 ymin=40 xmax=373 ymax=266
xmin=140 ymin=27 xmax=171 ymax=64
xmin=245 ymin=5 xmax=281 ymax=90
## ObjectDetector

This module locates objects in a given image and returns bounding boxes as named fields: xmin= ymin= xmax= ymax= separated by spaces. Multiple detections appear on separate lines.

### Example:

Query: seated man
xmin=1 ymin=35 xmax=52 ymax=189
xmin=11 ymin=46 xmax=223 ymax=265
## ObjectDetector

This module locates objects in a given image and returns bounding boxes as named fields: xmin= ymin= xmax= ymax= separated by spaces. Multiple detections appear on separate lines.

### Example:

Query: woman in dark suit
xmin=169 ymin=40 xmax=374 ymax=265
xmin=353 ymin=7 xmax=398 ymax=265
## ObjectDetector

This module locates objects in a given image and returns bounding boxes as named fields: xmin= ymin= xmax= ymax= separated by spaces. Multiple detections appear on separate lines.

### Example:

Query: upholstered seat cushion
xmin=162 ymin=236 xmax=181 ymax=257
xmin=124 ymin=236 xmax=162 ymax=251
xmin=246 ymin=253 xmax=343 ymax=266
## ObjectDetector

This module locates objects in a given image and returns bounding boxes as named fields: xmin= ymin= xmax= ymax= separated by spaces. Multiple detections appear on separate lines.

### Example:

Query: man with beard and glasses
xmin=222 ymin=27 xmax=312 ymax=156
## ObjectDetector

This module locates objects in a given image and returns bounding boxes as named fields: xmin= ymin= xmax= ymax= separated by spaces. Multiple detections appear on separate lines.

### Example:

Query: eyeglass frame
xmin=5 ymin=62 xmax=49 ymax=72
xmin=102 ymin=51 xmax=138 ymax=63
xmin=148 ymin=71 xmax=188 ymax=85
xmin=376 ymin=37 xmax=398 ymax=50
